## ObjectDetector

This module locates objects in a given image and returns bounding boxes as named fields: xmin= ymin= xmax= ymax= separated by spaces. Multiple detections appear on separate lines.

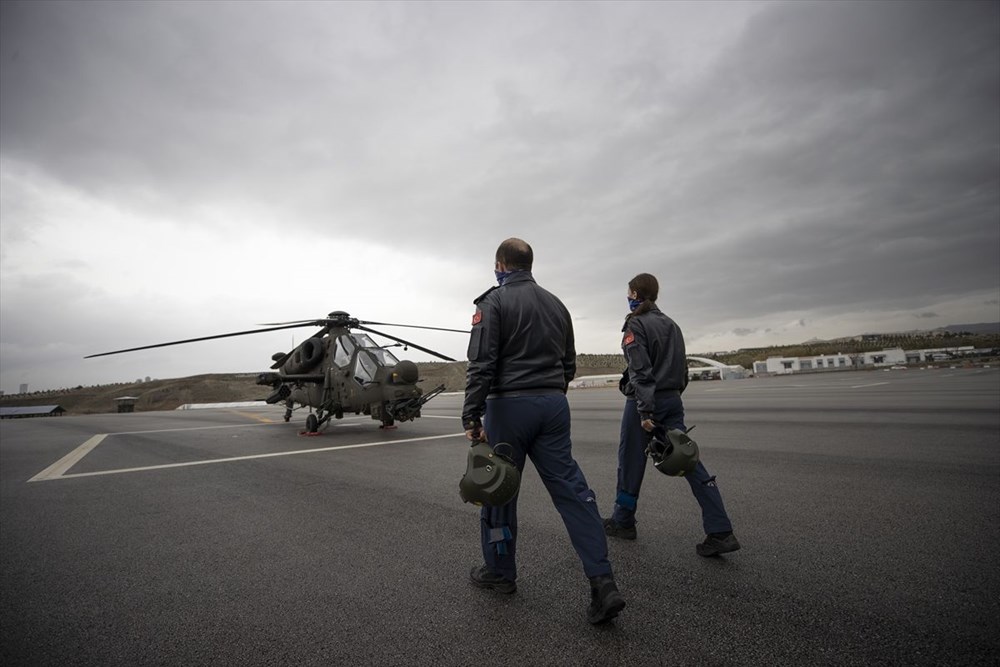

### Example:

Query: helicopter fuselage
xmin=255 ymin=326 xmax=442 ymax=429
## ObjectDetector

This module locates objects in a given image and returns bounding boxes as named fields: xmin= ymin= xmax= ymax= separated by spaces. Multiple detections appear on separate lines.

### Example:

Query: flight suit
xmin=612 ymin=305 xmax=733 ymax=534
xmin=462 ymin=271 xmax=612 ymax=582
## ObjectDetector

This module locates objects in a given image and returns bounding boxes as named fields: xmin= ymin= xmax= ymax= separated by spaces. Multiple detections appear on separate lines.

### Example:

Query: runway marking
xmin=117 ymin=423 xmax=282 ymax=436
xmin=230 ymin=410 xmax=275 ymax=423
xmin=29 ymin=434 xmax=108 ymax=482
xmin=851 ymin=382 xmax=890 ymax=389
xmin=29 ymin=431 xmax=464 ymax=482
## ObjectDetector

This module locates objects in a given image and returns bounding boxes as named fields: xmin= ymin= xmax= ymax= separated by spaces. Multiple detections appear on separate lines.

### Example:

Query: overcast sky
xmin=1 ymin=0 xmax=998 ymax=394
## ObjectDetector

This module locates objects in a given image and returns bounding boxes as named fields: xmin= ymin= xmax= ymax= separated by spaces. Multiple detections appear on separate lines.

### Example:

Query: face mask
xmin=628 ymin=297 xmax=644 ymax=312
xmin=495 ymin=270 xmax=513 ymax=286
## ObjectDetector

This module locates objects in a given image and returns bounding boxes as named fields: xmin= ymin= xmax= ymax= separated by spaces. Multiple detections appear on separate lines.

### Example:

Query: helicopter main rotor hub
xmin=326 ymin=311 xmax=358 ymax=327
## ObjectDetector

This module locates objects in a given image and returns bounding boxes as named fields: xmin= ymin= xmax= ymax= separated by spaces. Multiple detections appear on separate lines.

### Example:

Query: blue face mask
xmin=495 ymin=270 xmax=514 ymax=286
xmin=628 ymin=297 xmax=644 ymax=312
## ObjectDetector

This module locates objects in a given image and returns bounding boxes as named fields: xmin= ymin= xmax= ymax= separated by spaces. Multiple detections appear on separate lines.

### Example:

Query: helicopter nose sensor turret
xmin=392 ymin=360 xmax=419 ymax=384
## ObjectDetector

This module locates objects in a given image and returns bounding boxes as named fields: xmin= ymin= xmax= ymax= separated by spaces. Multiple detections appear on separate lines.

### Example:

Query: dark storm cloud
xmin=650 ymin=1 xmax=998 ymax=321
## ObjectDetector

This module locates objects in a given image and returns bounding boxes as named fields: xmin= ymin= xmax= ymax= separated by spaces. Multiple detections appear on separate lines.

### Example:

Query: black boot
xmin=469 ymin=565 xmax=516 ymax=594
xmin=587 ymin=575 xmax=625 ymax=624
xmin=696 ymin=531 xmax=741 ymax=557
xmin=603 ymin=518 xmax=637 ymax=540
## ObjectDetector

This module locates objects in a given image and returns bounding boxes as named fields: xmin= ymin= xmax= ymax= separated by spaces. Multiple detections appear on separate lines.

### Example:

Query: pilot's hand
xmin=465 ymin=428 xmax=487 ymax=443
xmin=640 ymin=418 xmax=656 ymax=432
xmin=464 ymin=419 xmax=487 ymax=443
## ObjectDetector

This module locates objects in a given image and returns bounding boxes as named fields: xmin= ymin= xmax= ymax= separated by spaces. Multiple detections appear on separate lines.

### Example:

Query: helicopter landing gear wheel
xmin=283 ymin=409 xmax=292 ymax=422
xmin=306 ymin=413 xmax=319 ymax=433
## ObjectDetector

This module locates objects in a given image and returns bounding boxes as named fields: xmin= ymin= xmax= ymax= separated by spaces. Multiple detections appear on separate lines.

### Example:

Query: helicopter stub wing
xmin=275 ymin=373 xmax=326 ymax=383
xmin=256 ymin=372 xmax=325 ymax=387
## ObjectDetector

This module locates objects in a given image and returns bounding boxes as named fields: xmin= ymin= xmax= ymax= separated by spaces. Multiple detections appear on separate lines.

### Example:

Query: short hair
xmin=495 ymin=238 xmax=533 ymax=271
xmin=628 ymin=273 xmax=659 ymax=301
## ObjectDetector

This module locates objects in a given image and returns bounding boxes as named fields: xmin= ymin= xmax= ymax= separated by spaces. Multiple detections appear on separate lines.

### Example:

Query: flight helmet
xmin=646 ymin=427 xmax=700 ymax=476
xmin=459 ymin=442 xmax=520 ymax=507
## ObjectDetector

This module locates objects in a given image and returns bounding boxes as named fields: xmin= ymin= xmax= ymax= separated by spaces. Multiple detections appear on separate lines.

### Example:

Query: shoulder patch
xmin=471 ymin=309 xmax=483 ymax=326
xmin=622 ymin=330 xmax=635 ymax=346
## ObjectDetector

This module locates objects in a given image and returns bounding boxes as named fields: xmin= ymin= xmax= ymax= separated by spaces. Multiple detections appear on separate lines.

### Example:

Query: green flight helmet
xmin=646 ymin=428 xmax=700 ymax=476
xmin=459 ymin=442 xmax=521 ymax=507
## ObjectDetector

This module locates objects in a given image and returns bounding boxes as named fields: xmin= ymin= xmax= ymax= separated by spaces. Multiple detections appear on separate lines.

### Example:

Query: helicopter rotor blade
xmin=358 ymin=320 xmax=470 ymax=334
xmin=84 ymin=323 xmax=325 ymax=359
xmin=356 ymin=325 xmax=457 ymax=362
xmin=256 ymin=319 xmax=328 ymax=326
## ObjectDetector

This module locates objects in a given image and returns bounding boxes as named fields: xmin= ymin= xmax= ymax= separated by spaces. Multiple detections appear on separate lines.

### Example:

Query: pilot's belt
xmin=487 ymin=388 xmax=563 ymax=399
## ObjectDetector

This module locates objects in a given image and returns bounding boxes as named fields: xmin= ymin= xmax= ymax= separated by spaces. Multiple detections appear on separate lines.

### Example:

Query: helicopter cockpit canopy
xmin=335 ymin=334 xmax=400 ymax=366
xmin=343 ymin=333 xmax=403 ymax=386
xmin=350 ymin=333 xmax=400 ymax=365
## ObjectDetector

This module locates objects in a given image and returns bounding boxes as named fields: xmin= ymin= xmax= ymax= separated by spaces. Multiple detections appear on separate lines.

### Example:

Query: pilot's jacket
xmin=462 ymin=271 xmax=576 ymax=426
xmin=621 ymin=305 xmax=687 ymax=418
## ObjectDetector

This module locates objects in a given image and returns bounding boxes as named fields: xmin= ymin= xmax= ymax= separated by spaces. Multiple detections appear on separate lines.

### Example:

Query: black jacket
xmin=462 ymin=271 xmax=576 ymax=425
xmin=621 ymin=305 xmax=687 ymax=417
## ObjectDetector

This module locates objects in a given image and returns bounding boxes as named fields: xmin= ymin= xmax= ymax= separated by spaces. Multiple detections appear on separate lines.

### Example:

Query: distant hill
xmin=942 ymin=323 xmax=1000 ymax=335
xmin=3 ymin=331 xmax=997 ymax=416
xmin=0 ymin=357 xmax=627 ymax=416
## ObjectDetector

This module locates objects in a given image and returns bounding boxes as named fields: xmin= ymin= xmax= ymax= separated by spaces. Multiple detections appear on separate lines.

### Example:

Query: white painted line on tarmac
xmin=31 ymin=432 xmax=466 ymax=482
xmin=115 ymin=422 xmax=284 ymax=436
xmin=29 ymin=434 xmax=108 ymax=482
xmin=419 ymin=415 xmax=462 ymax=419
xmin=851 ymin=382 xmax=890 ymax=389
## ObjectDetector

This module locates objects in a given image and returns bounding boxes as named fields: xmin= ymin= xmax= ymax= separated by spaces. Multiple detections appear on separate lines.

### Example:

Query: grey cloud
xmin=2 ymin=1 xmax=998 ymax=391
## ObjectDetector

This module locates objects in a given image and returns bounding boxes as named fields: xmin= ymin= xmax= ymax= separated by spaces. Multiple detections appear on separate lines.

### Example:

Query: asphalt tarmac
xmin=2 ymin=367 xmax=998 ymax=666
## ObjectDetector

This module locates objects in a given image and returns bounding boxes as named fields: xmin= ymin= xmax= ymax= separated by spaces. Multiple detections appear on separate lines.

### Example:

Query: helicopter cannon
xmin=86 ymin=312 xmax=468 ymax=433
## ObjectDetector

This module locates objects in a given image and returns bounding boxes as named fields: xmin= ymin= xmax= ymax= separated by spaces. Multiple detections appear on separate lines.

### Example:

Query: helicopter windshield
xmin=353 ymin=350 xmax=379 ymax=385
xmin=351 ymin=333 xmax=400 ymax=365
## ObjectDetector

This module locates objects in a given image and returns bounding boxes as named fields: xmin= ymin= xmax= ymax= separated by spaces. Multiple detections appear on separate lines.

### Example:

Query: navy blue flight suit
xmin=462 ymin=271 xmax=613 ymax=582
xmin=611 ymin=305 xmax=733 ymax=534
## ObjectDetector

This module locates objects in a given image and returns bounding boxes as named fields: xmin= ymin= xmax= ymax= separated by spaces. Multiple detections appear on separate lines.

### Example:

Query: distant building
xmin=902 ymin=346 xmax=975 ymax=363
xmin=861 ymin=348 xmax=907 ymax=366
xmin=19 ymin=384 xmax=28 ymax=394
xmin=0 ymin=405 xmax=66 ymax=419
xmin=687 ymin=356 xmax=747 ymax=381
xmin=115 ymin=396 xmax=139 ymax=413
xmin=763 ymin=353 xmax=857 ymax=375
xmin=755 ymin=345 xmax=986 ymax=376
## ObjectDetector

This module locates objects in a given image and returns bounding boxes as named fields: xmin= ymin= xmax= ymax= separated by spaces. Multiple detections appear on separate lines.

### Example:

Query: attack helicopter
xmin=85 ymin=311 xmax=468 ymax=433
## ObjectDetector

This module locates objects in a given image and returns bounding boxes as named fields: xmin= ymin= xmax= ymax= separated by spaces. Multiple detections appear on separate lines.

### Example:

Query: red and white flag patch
xmin=472 ymin=310 xmax=483 ymax=326
xmin=622 ymin=331 xmax=635 ymax=346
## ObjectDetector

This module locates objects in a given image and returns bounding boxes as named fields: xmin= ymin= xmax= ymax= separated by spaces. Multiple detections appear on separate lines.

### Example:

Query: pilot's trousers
xmin=611 ymin=395 xmax=733 ymax=535
xmin=481 ymin=392 xmax=612 ymax=581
